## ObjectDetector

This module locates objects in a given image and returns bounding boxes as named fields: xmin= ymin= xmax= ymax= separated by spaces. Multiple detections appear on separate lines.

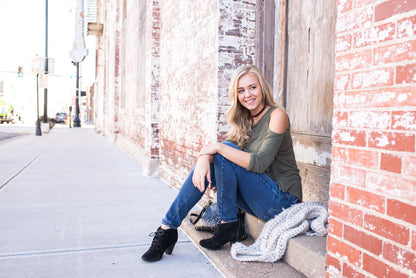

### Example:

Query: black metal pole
xmin=43 ymin=0 xmax=48 ymax=124
xmin=73 ymin=62 xmax=81 ymax=127
xmin=69 ymin=106 xmax=72 ymax=128
xmin=36 ymin=74 xmax=42 ymax=136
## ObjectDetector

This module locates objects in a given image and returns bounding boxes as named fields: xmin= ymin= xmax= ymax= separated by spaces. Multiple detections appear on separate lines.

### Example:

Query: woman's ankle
xmin=161 ymin=224 xmax=171 ymax=230
xmin=220 ymin=220 xmax=238 ymax=224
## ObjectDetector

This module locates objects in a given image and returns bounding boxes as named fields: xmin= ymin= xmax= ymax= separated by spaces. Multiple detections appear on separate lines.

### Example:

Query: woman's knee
xmin=213 ymin=141 xmax=241 ymax=165
xmin=222 ymin=141 xmax=240 ymax=150
xmin=213 ymin=152 xmax=224 ymax=164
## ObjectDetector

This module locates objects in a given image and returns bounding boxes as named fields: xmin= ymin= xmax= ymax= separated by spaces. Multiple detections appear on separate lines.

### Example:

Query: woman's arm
xmin=199 ymin=108 xmax=289 ymax=170
xmin=192 ymin=144 xmax=249 ymax=192
xmin=199 ymin=143 xmax=251 ymax=169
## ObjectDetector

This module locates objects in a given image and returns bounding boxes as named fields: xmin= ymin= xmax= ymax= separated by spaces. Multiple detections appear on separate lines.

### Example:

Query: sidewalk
xmin=0 ymin=126 xmax=222 ymax=278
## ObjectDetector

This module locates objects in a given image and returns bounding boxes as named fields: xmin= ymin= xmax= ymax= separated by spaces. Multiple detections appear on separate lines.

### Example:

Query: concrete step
xmin=181 ymin=211 xmax=306 ymax=278
xmin=245 ymin=214 xmax=327 ymax=278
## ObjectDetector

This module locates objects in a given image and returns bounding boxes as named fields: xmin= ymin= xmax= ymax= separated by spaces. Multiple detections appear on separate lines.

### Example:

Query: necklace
xmin=251 ymin=105 xmax=266 ymax=118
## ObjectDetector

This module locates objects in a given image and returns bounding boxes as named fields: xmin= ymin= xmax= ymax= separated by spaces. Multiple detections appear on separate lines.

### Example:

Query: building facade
xmin=327 ymin=0 xmax=416 ymax=277
xmin=91 ymin=0 xmax=415 ymax=277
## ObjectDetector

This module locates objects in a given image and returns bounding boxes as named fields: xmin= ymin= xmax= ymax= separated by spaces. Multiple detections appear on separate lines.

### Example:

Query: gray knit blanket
xmin=231 ymin=202 xmax=328 ymax=263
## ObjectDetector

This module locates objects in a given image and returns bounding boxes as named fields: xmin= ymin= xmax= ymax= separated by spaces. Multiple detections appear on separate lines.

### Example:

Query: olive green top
xmin=229 ymin=107 xmax=302 ymax=201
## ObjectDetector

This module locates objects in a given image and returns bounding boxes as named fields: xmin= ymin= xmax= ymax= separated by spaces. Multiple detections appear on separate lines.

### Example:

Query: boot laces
xmin=148 ymin=229 xmax=166 ymax=250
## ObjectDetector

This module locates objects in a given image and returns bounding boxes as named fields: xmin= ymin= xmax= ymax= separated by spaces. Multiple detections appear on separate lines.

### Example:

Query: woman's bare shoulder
xmin=269 ymin=107 xmax=289 ymax=134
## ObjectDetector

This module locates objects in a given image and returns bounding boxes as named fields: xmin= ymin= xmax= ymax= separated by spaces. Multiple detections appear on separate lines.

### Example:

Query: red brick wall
xmin=96 ymin=0 xmax=255 ymax=180
xmin=327 ymin=0 xmax=416 ymax=277
xmin=117 ymin=0 xmax=143 ymax=146
xmin=102 ymin=0 xmax=117 ymax=139
xmin=217 ymin=0 xmax=256 ymax=140
xmin=95 ymin=0 xmax=161 ymax=176
xmin=159 ymin=0 xmax=256 ymax=187
xmin=146 ymin=0 xmax=161 ymax=160
xmin=158 ymin=0 xmax=219 ymax=186
xmin=115 ymin=0 xmax=160 ymax=161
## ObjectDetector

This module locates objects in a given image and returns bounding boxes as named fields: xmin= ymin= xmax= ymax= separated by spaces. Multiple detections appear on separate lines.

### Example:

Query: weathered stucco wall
xmin=327 ymin=0 xmax=416 ymax=277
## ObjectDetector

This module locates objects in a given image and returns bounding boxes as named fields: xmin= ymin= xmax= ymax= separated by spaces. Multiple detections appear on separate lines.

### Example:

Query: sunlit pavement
xmin=0 ymin=127 xmax=222 ymax=278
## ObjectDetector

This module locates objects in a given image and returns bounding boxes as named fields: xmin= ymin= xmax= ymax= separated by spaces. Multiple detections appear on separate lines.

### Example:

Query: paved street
xmin=0 ymin=124 xmax=30 ymax=142
xmin=0 ymin=126 xmax=222 ymax=278
xmin=0 ymin=132 xmax=24 ymax=142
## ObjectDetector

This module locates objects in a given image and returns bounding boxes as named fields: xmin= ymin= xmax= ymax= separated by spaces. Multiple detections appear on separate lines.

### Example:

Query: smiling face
xmin=237 ymin=72 xmax=264 ymax=115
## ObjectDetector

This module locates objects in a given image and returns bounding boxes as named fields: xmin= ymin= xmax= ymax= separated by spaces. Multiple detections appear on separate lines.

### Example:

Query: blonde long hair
xmin=226 ymin=65 xmax=277 ymax=148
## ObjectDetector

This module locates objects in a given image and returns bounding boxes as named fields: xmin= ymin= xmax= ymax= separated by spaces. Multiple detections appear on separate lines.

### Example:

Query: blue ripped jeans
xmin=161 ymin=142 xmax=299 ymax=229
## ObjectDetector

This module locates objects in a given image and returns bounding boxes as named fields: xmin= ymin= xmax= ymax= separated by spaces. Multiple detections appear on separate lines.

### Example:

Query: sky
xmin=0 ymin=0 xmax=96 ymax=121
xmin=0 ymin=0 xmax=76 ymax=77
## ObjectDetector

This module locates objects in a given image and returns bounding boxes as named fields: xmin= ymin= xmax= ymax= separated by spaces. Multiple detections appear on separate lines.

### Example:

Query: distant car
xmin=55 ymin=112 xmax=68 ymax=124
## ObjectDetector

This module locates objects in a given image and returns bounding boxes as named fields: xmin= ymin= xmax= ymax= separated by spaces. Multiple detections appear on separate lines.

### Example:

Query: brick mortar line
xmin=329 ymin=202 xmax=416 ymax=231
xmin=326 ymin=241 xmax=415 ymax=277
xmin=333 ymin=156 xmax=416 ymax=177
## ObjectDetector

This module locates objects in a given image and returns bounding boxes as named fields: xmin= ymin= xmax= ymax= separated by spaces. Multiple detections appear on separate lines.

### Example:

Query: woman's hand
xmin=192 ymin=155 xmax=212 ymax=192
xmin=198 ymin=143 xmax=220 ymax=157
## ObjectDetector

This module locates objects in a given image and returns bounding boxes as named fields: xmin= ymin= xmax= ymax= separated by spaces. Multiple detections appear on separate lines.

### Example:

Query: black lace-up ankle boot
xmin=199 ymin=220 xmax=247 ymax=250
xmin=141 ymin=227 xmax=178 ymax=262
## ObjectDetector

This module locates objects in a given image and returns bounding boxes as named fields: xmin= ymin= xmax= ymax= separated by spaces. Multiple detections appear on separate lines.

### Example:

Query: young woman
xmin=142 ymin=65 xmax=302 ymax=262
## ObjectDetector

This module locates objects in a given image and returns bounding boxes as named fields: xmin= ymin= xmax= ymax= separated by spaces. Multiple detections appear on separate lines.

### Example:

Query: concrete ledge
xmin=245 ymin=213 xmax=265 ymax=239
xmin=181 ymin=211 xmax=306 ymax=278
xmin=284 ymin=235 xmax=327 ymax=278
xmin=245 ymin=213 xmax=327 ymax=278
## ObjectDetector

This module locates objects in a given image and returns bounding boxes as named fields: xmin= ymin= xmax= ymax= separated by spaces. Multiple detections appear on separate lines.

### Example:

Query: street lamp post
xmin=69 ymin=106 xmax=72 ymax=128
xmin=73 ymin=62 xmax=81 ymax=127
xmin=32 ymin=56 xmax=42 ymax=136
xmin=43 ymin=0 xmax=48 ymax=125
xmin=70 ymin=0 xmax=88 ymax=128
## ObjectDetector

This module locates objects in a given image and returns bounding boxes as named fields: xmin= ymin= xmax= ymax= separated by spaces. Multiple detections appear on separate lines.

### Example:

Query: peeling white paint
xmin=353 ymin=69 xmax=391 ymax=89
xmin=365 ymin=222 xmax=376 ymax=231
xmin=369 ymin=204 xmax=381 ymax=211
xmin=335 ymin=75 xmax=349 ymax=90
xmin=349 ymin=111 xmax=390 ymax=129
xmin=327 ymin=265 xmax=341 ymax=276
xmin=398 ymin=18 xmax=416 ymax=37
xmin=396 ymin=44 xmax=409 ymax=55
xmin=336 ymin=38 xmax=350 ymax=52
xmin=294 ymin=142 xmax=331 ymax=166
xmin=393 ymin=112 xmax=416 ymax=130
xmin=355 ymin=25 xmax=394 ymax=47
xmin=374 ymin=133 xmax=389 ymax=147
xmin=337 ymin=0 xmax=349 ymax=13
xmin=339 ymin=131 xmax=356 ymax=142
xmin=396 ymin=251 xmax=405 ymax=266
xmin=336 ymin=7 xmax=372 ymax=33
xmin=397 ymin=93 xmax=408 ymax=103
xmin=334 ymin=116 xmax=348 ymax=128
xmin=337 ymin=53 xmax=369 ymax=71
xmin=374 ymin=90 xmax=397 ymax=104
